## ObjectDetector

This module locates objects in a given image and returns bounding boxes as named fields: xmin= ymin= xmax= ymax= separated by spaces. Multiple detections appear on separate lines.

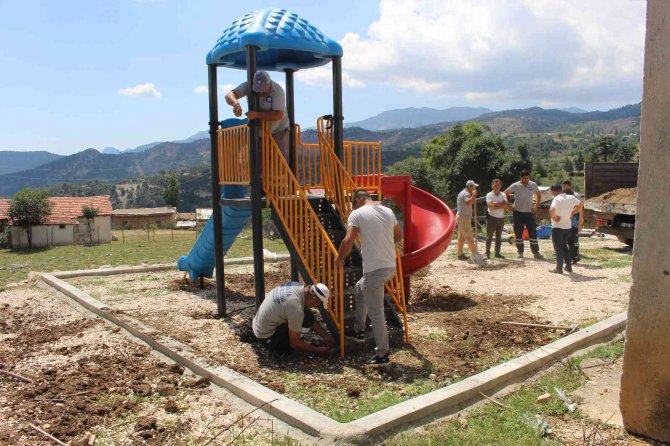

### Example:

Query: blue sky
xmin=0 ymin=0 xmax=646 ymax=155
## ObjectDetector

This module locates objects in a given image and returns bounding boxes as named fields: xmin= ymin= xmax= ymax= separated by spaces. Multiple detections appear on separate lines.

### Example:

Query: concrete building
xmin=111 ymin=207 xmax=176 ymax=229
xmin=620 ymin=1 xmax=670 ymax=442
xmin=0 ymin=196 xmax=113 ymax=249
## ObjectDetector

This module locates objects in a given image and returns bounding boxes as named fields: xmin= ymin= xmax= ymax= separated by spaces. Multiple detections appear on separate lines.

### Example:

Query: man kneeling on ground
xmin=252 ymin=282 xmax=337 ymax=357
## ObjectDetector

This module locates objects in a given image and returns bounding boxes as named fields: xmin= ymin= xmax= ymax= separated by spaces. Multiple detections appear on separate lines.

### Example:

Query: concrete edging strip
xmin=48 ymin=254 xmax=291 ymax=279
xmin=38 ymin=270 xmax=626 ymax=441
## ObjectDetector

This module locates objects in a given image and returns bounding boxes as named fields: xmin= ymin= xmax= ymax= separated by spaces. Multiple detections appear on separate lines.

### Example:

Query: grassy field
xmin=0 ymin=229 xmax=287 ymax=288
xmin=386 ymin=340 xmax=626 ymax=446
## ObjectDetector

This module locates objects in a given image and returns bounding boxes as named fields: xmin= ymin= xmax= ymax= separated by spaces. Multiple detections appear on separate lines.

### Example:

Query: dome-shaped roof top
xmin=207 ymin=8 xmax=343 ymax=71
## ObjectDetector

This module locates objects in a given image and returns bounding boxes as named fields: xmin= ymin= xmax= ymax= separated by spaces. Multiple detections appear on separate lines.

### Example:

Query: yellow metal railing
xmin=294 ymin=125 xmax=323 ymax=189
xmin=261 ymin=122 xmax=346 ymax=356
xmin=344 ymin=141 xmax=382 ymax=197
xmin=217 ymin=124 xmax=250 ymax=185
xmin=316 ymin=117 xmax=408 ymax=340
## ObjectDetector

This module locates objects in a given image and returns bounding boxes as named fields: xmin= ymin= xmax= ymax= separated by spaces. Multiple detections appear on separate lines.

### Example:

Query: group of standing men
xmin=456 ymin=171 xmax=583 ymax=271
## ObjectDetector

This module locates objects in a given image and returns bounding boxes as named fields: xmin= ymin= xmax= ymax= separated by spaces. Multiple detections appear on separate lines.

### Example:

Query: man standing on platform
xmin=225 ymin=71 xmax=290 ymax=160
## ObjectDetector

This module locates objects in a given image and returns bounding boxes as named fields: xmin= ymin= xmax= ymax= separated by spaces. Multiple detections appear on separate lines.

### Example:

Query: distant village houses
xmin=111 ymin=207 xmax=176 ymax=229
xmin=0 ymin=196 xmax=113 ymax=249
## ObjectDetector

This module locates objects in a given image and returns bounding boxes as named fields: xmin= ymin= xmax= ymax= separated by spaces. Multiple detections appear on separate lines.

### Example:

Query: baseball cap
xmin=252 ymin=71 xmax=271 ymax=93
xmin=466 ymin=180 xmax=479 ymax=187
xmin=310 ymin=283 xmax=330 ymax=303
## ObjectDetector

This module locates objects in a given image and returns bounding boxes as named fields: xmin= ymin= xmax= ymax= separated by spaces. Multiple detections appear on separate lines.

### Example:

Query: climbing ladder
xmin=217 ymin=120 xmax=407 ymax=356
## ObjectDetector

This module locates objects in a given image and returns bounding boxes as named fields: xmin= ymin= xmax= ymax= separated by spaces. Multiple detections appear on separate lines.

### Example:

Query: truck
xmin=583 ymin=162 xmax=639 ymax=246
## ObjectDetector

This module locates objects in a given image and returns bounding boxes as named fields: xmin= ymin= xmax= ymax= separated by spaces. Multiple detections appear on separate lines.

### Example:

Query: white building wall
xmin=9 ymin=216 xmax=111 ymax=249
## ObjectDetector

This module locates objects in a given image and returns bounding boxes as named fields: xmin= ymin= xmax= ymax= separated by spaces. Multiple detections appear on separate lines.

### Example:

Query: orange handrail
xmin=217 ymin=124 xmax=250 ymax=185
xmin=295 ymin=125 xmax=323 ymax=190
xmin=261 ymin=122 xmax=346 ymax=356
xmin=316 ymin=116 xmax=408 ymax=340
xmin=344 ymin=141 xmax=382 ymax=197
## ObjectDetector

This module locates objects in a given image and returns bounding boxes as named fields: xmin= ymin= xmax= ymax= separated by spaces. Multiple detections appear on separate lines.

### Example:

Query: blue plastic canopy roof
xmin=207 ymin=8 xmax=343 ymax=71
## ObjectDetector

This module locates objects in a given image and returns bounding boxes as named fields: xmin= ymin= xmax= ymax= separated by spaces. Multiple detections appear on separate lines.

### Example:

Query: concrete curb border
xmin=37 ymin=267 xmax=626 ymax=442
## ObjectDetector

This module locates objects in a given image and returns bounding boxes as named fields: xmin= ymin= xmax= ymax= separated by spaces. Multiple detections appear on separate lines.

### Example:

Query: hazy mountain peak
xmin=347 ymin=106 xmax=492 ymax=131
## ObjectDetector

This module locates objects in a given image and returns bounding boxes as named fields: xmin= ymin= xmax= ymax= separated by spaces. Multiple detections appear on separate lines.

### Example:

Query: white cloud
xmin=194 ymin=85 xmax=208 ymax=94
xmin=218 ymin=83 xmax=236 ymax=94
xmin=329 ymin=0 xmax=645 ymax=104
xmin=119 ymin=82 xmax=161 ymax=98
xmin=297 ymin=67 xmax=366 ymax=88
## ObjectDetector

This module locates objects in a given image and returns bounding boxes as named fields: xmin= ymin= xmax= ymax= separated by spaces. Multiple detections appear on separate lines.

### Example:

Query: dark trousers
xmin=486 ymin=214 xmax=505 ymax=255
xmin=258 ymin=309 xmax=314 ymax=353
xmin=567 ymin=227 xmax=580 ymax=261
xmin=513 ymin=211 xmax=540 ymax=254
xmin=551 ymin=228 xmax=572 ymax=272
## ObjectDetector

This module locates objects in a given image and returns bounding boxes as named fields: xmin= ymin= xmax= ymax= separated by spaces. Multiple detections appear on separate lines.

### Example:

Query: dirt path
xmin=420 ymin=238 xmax=631 ymax=325
xmin=0 ymin=282 xmax=313 ymax=445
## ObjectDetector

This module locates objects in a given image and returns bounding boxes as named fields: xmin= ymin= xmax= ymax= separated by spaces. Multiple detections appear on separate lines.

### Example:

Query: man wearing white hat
xmin=252 ymin=281 xmax=337 ymax=356
xmin=456 ymin=180 xmax=481 ymax=261
xmin=225 ymin=71 xmax=290 ymax=161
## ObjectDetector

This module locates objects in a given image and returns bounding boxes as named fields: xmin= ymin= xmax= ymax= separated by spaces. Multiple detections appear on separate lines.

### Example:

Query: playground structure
xmin=177 ymin=8 xmax=457 ymax=356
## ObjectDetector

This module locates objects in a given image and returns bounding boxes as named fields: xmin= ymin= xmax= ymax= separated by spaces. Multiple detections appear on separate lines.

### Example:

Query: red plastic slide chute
xmin=380 ymin=175 xmax=456 ymax=293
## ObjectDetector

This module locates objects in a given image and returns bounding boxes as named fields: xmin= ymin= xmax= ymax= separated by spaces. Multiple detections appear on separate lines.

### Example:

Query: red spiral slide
xmin=380 ymin=176 xmax=457 ymax=292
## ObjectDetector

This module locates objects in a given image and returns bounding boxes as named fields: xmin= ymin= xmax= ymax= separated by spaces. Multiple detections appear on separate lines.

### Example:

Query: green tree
xmin=591 ymin=136 xmax=618 ymax=162
xmin=163 ymin=173 xmax=179 ymax=208
xmin=575 ymin=151 xmax=585 ymax=171
xmin=81 ymin=205 xmax=99 ymax=244
xmin=422 ymin=122 xmax=514 ymax=204
xmin=386 ymin=157 xmax=435 ymax=193
xmin=612 ymin=143 xmax=638 ymax=162
xmin=562 ymin=157 xmax=574 ymax=172
xmin=8 ymin=188 xmax=52 ymax=248
xmin=534 ymin=159 xmax=547 ymax=177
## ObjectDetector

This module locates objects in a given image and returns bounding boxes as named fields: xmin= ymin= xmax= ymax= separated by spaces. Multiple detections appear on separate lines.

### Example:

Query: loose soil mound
xmin=591 ymin=187 xmax=637 ymax=205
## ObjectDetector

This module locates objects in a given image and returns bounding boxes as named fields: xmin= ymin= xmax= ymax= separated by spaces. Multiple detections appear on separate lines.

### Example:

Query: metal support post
xmin=332 ymin=56 xmax=344 ymax=161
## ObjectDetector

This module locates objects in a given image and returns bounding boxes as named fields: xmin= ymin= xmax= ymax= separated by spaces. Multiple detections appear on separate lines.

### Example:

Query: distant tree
xmin=591 ymin=136 xmax=618 ymax=162
xmin=423 ymin=122 xmax=512 ymax=204
xmin=575 ymin=151 xmax=585 ymax=171
xmin=162 ymin=173 xmax=179 ymax=208
xmin=534 ymin=159 xmax=547 ymax=177
xmin=81 ymin=205 xmax=99 ymax=244
xmin=612 ymin=143 xmax=638 ymax=162
xmin=386 ymin=157 xmax=435 ymax=193
xmin=8 ymin=188 xmax=52 ymax=248
xmin=562 ymin=157 xmax=574 ymax=172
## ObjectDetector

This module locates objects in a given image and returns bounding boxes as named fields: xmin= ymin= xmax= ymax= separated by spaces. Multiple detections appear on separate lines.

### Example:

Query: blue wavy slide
xmin=177 ymin=118 xmax=251 ymax=280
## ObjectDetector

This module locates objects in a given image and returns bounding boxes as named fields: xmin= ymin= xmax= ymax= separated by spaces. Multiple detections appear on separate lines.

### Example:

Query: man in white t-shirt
xmin=548 ymin=185 xmax=582 ymax=274
xmin=253 ymin=282 xmax=337 ymax=357
xmin=336 ymin=190 xmax=402 ymax=366
xmin=485 ymin=178 xmax=509 ymax=259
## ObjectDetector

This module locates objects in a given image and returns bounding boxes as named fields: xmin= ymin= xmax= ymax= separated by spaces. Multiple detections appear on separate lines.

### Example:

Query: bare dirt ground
xmin=64 ymin=237 xmax=633 ymax=423
xmin=0 ymin=235 xmax=633 ymax=441
xmin=0 ymin=283 xmax=310 ymax=445
xmin=590 ymin=188 xmax=638 ymax=205
xmin=432 ymin=237 xmax=632 ymax=325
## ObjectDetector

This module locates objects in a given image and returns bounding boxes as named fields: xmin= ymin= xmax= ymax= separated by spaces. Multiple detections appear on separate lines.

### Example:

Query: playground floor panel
xmin=69 ymin=263 xmax=563 ymax=423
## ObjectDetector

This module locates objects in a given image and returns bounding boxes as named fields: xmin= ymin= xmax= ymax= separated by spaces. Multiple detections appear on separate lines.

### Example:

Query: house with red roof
xmin=0 ymin=196 xmax=113 ymax=249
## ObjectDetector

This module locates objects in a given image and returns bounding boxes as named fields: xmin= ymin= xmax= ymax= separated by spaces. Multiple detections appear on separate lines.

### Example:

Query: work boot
xmin=495 ymin=253 xmax=505 ymax=259
xmin=533 ymin=253 xmax=545 ymax=260
xmin=549 ymin=268 xmax=563 ymax=274
xmin=458 ymin=254 xmax=470 ymax=261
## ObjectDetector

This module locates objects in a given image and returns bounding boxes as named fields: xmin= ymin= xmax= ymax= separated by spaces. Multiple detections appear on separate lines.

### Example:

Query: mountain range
xmin=347 ymin=106 xmax=492 ymax=130
xmin=0 ymin=151 xmax=63 ymax=176
xmin=0 ymin=103 xmax=641 ymax=197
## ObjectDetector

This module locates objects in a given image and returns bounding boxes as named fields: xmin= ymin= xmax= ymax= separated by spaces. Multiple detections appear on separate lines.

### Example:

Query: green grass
xmin=385 ymin=339 xmax=625 ymax=446
xmin=579 ymin=247 xmax=632 ymax=269
xmin=0 ymin=229 xmax=287 ymax=288
xmin=280 ymin=372 xmax=440 ymax=423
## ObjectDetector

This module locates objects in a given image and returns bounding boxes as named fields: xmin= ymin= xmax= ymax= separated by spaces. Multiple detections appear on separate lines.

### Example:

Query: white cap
xmin=466 ymin=180 xmax=479 ymax=187
xmin=310 ymin=283 xmax=330 ymax=303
